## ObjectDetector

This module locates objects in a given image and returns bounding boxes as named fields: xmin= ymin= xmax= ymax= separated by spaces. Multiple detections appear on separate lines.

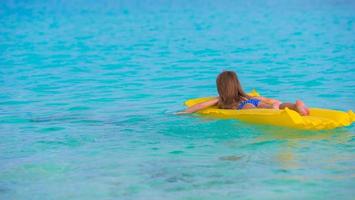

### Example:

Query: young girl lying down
xmin=178 ymin=71 xmax=309 ymax=115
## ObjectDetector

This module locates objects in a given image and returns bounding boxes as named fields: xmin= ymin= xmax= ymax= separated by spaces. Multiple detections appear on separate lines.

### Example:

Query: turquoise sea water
xmin=1 ymin=0 xmax=355 ymax=199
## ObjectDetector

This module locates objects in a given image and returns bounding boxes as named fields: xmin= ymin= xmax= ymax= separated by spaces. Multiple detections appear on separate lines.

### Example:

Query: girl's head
xmin=216 ymin=71 xmax=248 ymax=109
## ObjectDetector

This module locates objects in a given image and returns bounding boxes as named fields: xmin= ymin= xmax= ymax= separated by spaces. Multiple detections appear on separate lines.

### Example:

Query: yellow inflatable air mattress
xmin=184 ymin=90 xmax=355 ymax=130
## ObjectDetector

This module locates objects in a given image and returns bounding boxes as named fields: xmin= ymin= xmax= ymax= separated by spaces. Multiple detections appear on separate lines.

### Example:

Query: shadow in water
xmin=254 ymin=125 xmax=354 ymax=143
xmin=253 ymin=125 xmax=354 ymax=169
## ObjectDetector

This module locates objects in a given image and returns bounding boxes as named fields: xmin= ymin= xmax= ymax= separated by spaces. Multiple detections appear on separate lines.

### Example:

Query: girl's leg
xmin=279 ymin=100 xmax=309 ymax=116
xmin=279 ymin=102 xmax=297 ymax=110
xmin=242 ymin=103 xmax=256 ymax=109
xmin=257 ymin=101 xmax=274 ymax=109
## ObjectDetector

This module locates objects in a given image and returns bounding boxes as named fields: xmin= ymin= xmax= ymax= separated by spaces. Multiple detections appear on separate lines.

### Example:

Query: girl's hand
xmin=175 ymin=111 xmax=190 ymax=115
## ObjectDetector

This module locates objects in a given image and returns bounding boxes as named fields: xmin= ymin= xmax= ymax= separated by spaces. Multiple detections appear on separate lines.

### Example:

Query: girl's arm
xmin=176 ymin=97 xmax=219 ymax=114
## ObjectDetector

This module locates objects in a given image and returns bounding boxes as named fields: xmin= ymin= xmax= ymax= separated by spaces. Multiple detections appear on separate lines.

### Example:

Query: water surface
xmin=0 ymin=0 xmax=354 ymax=199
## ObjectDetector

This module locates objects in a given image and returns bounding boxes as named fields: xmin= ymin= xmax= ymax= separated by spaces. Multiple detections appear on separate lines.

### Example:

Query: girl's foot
xmin=272 ymin=101 xmax=282 ymax=109
xmin=295 ymin=100 xmax=309 ymax=116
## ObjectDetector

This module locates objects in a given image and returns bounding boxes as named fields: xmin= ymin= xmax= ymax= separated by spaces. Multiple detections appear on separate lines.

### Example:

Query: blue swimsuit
xmin=238 ymin=99 xmax=261 ymax=109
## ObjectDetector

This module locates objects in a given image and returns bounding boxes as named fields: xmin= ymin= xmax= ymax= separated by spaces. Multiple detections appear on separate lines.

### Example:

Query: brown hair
xmin=216 ymin=71 xmax=249 ymax=109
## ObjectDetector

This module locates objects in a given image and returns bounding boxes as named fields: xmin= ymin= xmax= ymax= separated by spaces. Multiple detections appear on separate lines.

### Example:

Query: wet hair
xmin=216 ymin=71 xmax=249 ymax=109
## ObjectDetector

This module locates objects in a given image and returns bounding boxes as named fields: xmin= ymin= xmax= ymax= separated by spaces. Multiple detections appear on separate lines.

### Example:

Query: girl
xmin=178 ymin=71 xmax=309 ymax=115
